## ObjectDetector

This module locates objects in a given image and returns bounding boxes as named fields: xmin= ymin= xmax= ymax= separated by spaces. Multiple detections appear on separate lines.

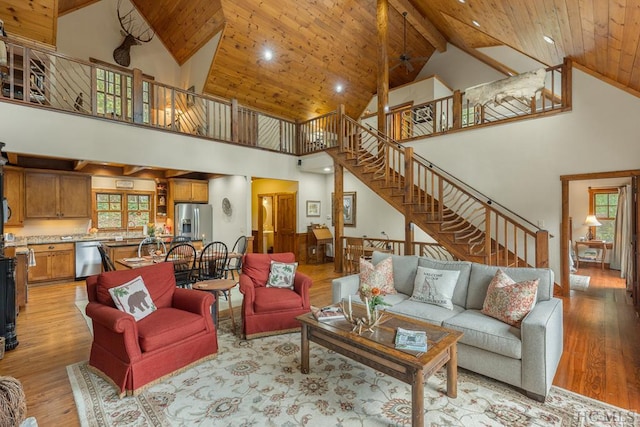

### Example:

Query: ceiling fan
xmin=390 ymin=12 xmax=429 ymax=73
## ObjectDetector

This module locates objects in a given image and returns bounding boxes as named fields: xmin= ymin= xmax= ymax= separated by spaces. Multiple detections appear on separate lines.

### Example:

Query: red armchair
xmin=239 ymin=253 xmax=312 ymax=339
xmin=85 ymin=262 xmax=218 ymax=396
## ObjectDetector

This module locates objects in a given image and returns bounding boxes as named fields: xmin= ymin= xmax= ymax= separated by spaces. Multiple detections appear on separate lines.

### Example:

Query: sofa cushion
xmin=96 ymin=262 xmax=176 ymax=309
xmin=137 ymin=307 xmax=207 ymax=353
xmin=410 ymin=266 xmax=460 ymax=310
xmin=417 ymin=258 xmax=472 ymax=308
xmin=481 ymin=269 xmax=538 ymax=328
xmin=467 ymin=263 xmax=553 ymax=310
xmin=267 ymin=261 xmax=298 ymax=289
xmin=387 ymin=299 xmax=463 ymax=326
xmin=253 ymin=287 xmax=302 ymax=312
xmin=443 ymin=310 xmax=523 ymax=359
xmin=242 ymin=253 xmax=296 ymax=288
xmin=371 ymin=252 xmax=418 ymax=295
xmin=109 ymin=275 xmax=157 ymax=321
xmin=359 ymin=256 xmax=396 ymax=295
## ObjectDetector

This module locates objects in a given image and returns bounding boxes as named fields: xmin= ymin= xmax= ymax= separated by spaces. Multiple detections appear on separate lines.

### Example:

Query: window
xmin=95 ymin=68 xmax=150 ymax=122
xmin=589 ymin=188 xmax=618 ymax=242
xmin=95 ymin=191 xmax=154 ymax=230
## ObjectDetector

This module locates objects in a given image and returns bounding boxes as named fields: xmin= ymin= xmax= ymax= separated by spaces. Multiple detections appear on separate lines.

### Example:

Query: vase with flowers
xmin=341 ymin=285 xmax=391 ymax=334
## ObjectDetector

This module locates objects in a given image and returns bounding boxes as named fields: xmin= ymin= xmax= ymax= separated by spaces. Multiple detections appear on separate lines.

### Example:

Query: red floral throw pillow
xmin=481 ymin=269 xmax=538 ymax=328
xmin=359 ymin=256 xmax=396 ymax=295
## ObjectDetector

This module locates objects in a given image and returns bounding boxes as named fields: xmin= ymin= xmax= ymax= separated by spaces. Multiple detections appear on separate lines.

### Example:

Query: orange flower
xmin=371 ymin=287 xmax=381 ymax=296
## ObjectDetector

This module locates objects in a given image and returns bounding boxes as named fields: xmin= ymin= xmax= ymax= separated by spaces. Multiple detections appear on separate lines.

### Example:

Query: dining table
xmin=116 ymin=252 xmax=243 ymax=270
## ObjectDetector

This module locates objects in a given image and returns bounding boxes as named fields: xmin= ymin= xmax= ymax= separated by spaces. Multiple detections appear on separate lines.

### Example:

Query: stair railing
xmin=339 ymin=115 xmax=549 ymax=268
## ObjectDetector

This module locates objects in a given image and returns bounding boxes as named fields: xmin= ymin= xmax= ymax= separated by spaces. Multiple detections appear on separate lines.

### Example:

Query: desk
xmin=575 ymin=240 xmax=611 ymax=270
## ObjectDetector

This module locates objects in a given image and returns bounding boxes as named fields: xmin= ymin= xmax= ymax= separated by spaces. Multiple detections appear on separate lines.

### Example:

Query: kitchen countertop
xmin=5 ymin=234 xmax=175 ymax=247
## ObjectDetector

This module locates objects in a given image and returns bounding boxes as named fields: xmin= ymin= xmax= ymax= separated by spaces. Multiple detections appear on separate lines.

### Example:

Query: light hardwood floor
xmin=1 ymin=263 xmax=638 ymax=425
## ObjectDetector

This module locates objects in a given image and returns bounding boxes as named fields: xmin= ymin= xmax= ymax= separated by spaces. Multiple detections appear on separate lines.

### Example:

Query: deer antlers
xmin=113 ymin=0 xmax=155 ymax=67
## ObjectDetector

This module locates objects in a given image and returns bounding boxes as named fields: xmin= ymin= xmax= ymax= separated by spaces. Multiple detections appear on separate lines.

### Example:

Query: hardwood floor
xmin=2 ymin=263 xmax=638 ymax=425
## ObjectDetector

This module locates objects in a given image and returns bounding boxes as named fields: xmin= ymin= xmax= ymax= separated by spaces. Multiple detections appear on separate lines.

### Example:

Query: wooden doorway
xmin=561 ymin=171 xmax=639 ymax=309
xmin=256 ymin=192 xmax=297 ymax=254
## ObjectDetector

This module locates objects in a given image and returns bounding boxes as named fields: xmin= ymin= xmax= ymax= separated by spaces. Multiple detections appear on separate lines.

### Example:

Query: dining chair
xmin=198 ymin=241 xmax=228 ymax=281
xmin=223 ymin=235 xmax=247 ymax=280
xmin=169 ymin=235 xmax=191 ymax=249
xmin=164 ymin=242 xmax=197 ymax=288
xmin=344 ymin=236 xmax=364 ymax=274
xmin=97 ymin=243 xmax=116 ymax=272
xmin=138 ymin=237 xmax=167 ymax=257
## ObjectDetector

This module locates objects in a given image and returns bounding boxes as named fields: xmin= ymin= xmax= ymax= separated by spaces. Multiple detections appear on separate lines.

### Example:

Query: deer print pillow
xmin=109 ymin=275 xmax=157 ymax=321
xmin=266 ymin=261 xmax=298 ymax=290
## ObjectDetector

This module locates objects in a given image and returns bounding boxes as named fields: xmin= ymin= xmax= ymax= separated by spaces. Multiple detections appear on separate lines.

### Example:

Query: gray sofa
xmin=332 ymin=251 xmax=563 ymax=401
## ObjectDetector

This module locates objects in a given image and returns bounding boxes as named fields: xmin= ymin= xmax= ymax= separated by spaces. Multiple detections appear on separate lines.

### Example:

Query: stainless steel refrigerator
xmin=174 ymin=203 xmax=213 ymax=243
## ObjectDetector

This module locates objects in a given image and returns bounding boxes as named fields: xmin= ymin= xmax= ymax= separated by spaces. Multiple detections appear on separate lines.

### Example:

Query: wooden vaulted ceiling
xmin=3 ymin=0 xmax=640 ymax=122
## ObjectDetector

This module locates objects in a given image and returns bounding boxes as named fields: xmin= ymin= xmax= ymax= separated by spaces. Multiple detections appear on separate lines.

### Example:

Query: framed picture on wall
xmin=306 ymin=200 xmax=320 ymax=217
xmin=332 ymin=192 xmax=357 ymax=227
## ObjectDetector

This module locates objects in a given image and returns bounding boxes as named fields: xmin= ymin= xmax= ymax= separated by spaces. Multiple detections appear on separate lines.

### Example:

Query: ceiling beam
xmin=164 ymin=169 xmax=191 ymax=178
xmin=6 ymin=153 xmax=18 ymax=165
xmin=74 ymin=160 xmax=89 ymax=170
xmin=389 ymin=0 xmax=447 ymax=53
xmin=123 ymin=165 xmax=148 ymax=175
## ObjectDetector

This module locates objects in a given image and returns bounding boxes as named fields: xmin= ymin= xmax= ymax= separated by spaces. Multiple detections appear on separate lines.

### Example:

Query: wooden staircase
xmin=328 ymin=115 xmax=549 ymax=268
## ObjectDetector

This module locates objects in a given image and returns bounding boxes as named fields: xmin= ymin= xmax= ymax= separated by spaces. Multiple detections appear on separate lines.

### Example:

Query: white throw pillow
xmin=108 ymin=275 xmax=156 ymax=321
xmin=267 ymin=261 xmax=298 ymax=289
xmin=410 ymin=266 xmax=460 ymax=310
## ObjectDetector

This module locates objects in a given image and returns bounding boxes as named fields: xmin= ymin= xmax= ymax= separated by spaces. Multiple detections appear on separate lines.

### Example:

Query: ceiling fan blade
xmin=405 ymin=61 xmax=414 ymax=73
xmin=390 ymin=62 xmax=403 ymax=72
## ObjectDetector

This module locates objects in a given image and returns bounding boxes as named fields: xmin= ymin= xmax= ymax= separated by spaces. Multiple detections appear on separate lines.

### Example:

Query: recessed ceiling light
xmin=323 ymin=167 xmax=331 ymax=172
xmin=458 ymin=0 xmax=465 ymax=3
xmin=263 ymin=49 xmax=273 ymax=61
xmin=543 ymin=35 xmax=555 ymax=44
xmin=472 ymin=20 xmax=480 ymax=27
xmin=335 ymin=84 xmax=344 ymax=93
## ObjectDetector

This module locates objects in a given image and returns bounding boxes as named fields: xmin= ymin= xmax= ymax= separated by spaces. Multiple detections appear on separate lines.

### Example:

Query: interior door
xmin=633 ymin=176 xmax=639 ymax=308
xmin=274 ymin=193 xmax=296 ymax=253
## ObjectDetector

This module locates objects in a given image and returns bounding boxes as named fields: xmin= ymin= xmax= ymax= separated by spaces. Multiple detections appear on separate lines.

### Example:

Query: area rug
xmin=570 ymin=274 xmax=591 ymax=291
xmin=68 ymin=328 xmax=637 ymax=426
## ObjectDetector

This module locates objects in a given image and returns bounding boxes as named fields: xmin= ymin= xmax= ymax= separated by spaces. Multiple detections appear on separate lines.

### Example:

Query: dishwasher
xmin=75 ymin=241 xmax=103 ymax=279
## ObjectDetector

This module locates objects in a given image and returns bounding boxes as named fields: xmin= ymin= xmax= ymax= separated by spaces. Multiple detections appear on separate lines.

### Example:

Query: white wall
xmin=417 ymin=44 xmax=505 ymax=91
xmin=57 ymin=0 xmax=182 ymax=85
xmin=209 ymin=175 xmax=251 ymax=249
xmin=179 ymin=33 xmax=221 ymax=93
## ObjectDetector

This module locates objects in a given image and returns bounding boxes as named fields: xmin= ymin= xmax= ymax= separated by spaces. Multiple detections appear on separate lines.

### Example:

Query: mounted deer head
xmin=112 ymin=0 xmax=154 ymax=67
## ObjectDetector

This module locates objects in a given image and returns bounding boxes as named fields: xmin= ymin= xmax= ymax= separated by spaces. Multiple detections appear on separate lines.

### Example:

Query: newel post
xmin=338 ymin=104 xmax=345 ymax=152
xmin=452 ymin=90 xmax=462 ymax=130
xmin=535 ymin=230 xmax=549 ymax=268
xmin=231 ymin=98 xmax=239 ymax=143
xmin=132 ymin=68 xmax=144 ymax=124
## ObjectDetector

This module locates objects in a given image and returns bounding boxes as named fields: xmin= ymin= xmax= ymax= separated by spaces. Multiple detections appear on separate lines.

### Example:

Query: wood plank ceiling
xmin=2 ymin=0 xmax=640 ymax=121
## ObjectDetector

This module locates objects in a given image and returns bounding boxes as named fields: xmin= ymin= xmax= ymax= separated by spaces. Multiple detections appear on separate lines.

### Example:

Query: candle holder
xmin=339 ymin=301 xmax=386 ymax=335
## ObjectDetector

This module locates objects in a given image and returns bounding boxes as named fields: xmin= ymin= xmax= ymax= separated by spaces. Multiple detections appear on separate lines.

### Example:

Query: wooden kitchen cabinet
xmin=169 ymin=179 xmax=208 ymax=202
xmin=4 ymin=166 xmax=24 ymax=227
xmin=27 ymin=243 xmax=75 ymax=284
xmin=108 ymin=245 xmax=139 ymax=270
xmin=25 ymin=171 xmax=91 ymax=219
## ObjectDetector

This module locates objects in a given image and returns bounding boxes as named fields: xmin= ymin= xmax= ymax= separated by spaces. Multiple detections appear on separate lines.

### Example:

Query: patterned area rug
xmin=68 ymin=322 xmax=637 ymax=427
xmin=570 ymin=274 xmax=591 ymax=291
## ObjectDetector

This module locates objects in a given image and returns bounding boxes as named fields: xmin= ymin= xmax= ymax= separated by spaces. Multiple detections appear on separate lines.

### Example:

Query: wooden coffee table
xmin=297 ymin=307 xmax=463 ymax=427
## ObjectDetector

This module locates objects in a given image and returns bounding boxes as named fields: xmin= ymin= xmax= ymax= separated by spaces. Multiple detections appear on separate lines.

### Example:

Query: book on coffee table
xmin=311 ymin=305 xmax=345 ymax=321
xmin=395 ymin=327 xmax=428 ymax=352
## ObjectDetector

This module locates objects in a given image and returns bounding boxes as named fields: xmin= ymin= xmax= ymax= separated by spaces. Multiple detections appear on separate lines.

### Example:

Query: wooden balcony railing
xmin=0 ymin=36 xmax=569 ymax=164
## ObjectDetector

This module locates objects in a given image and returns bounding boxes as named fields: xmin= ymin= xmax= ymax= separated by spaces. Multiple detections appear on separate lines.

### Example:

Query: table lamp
xmin=583 ymin=215 xmax=602 ymax=241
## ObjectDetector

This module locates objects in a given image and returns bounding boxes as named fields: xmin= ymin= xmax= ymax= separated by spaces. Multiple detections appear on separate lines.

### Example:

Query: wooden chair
xmin=164 ymin=243 xmax=197 ymax=288
xmin=223 ymin=235 xmax=247 ymax=280
xmin=138 ymin=237 xmax=167 ymax=257
xmin=97 ymin=244 xmax=116 ymax=272
xmin=344 ymin=237 xmax=364 ymax=274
